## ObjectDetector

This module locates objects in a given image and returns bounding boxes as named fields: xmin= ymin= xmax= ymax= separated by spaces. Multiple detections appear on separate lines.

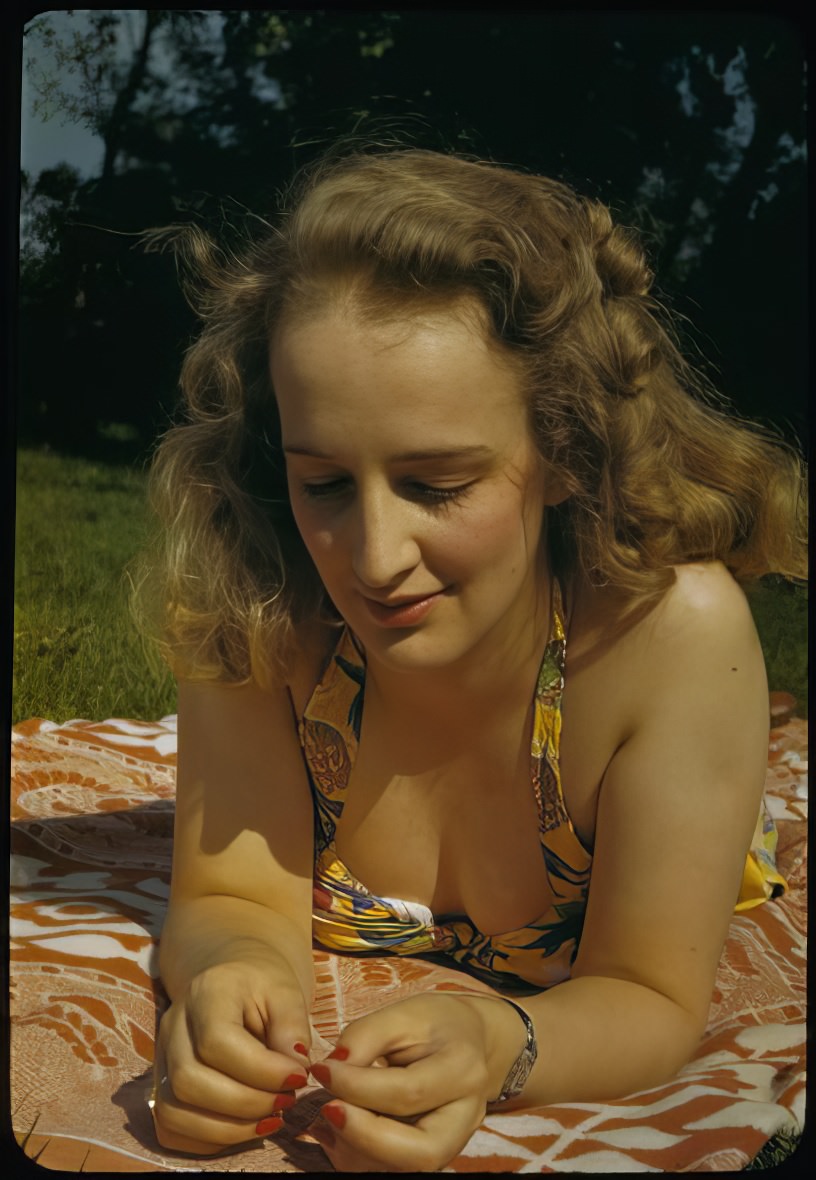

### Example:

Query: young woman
xmin=141 ymin=148 xmax=805 ymax=1171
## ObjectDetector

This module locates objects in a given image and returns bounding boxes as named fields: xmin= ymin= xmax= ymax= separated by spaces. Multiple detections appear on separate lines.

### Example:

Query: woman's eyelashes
xmin=298 ymin=478 xmax=350 ymax=500
xmin=298 ymin=477 xmax=476 ymax=508
xmin=412 ymin=481 xmax=475 ymax=506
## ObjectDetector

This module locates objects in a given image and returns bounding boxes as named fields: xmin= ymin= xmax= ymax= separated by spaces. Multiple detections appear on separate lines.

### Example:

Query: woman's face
xmin=271 ymin=300 xmax=566 ymax=674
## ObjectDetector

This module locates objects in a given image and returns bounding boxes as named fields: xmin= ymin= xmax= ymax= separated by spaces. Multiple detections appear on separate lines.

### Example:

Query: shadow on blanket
xmin=9 ymin=711 xmax=807 ymax=1173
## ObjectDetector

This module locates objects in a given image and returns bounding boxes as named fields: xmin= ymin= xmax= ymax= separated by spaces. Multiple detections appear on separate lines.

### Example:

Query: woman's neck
xmin=362 ymin=569 xmax=556 ymax=727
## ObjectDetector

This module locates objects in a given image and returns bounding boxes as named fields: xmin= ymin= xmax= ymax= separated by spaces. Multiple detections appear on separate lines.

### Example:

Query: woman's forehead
xmin=273 ymin=306 xmax=521 ymax=396
xmin=271 ymin=305 xmax=529 ymax=451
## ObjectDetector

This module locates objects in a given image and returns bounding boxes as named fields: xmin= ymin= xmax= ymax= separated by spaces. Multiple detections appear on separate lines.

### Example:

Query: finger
xmin=253 ymin=988 xmax=314 ymax=1064
xmin=320 ymin=993 xmax=484 ymax=1072
xmin=151 ymin=1121 xmax=231 ymax=1158
xmin=166 ymin=1047 xmax=300 ymax=1121
xmin=151 ymin=1038 xmax=282 ymax=1154
xmin=310 ymin=997 xmax=489 ymax=1118
xmin=155 ymin=1090 xmax=278 ymax=1152
xmin=156 ymin=1014 xmax=301 ymax=1123
xmin=159 ymin=1003 xmax=305 ymax=1121
xmin=186 ymin=986 xmax=310 ymax=1092
xmin=310 ymin=1044 xmax=482 ymax=1118
xmin=328 ymin=1002 xmax=433 ymax=1068
xmin=310 ymin=1095 xmax=483 ymax=1172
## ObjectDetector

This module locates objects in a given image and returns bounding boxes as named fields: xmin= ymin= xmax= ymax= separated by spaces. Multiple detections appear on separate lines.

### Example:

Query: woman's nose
xmin=350 ymin=490 xmax=421 ymax=589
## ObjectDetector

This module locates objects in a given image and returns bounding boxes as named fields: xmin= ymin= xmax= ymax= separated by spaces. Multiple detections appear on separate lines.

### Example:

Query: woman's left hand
xmin=304 ymin=992 xmax=523 ymax=1172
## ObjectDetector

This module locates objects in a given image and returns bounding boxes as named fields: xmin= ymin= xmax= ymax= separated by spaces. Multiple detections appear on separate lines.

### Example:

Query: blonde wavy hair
xmin=135 ymin=147 xmax=807 ymax=686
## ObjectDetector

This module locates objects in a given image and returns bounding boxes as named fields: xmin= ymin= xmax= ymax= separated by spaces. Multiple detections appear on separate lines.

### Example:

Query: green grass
xmin=745 ymin=577 xmax=808 ymax=711
xmin=12 ymin=447 xmax=808 ymax=725
xmin=13 ymin=447 xmax=177 ymax=724
xmin=745 ymin=1126 xmax=802 ymax=1168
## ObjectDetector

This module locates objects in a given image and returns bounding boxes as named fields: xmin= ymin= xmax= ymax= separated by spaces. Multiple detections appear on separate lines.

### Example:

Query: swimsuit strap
xmin=530 ymin=579 xmax=572 ymax=838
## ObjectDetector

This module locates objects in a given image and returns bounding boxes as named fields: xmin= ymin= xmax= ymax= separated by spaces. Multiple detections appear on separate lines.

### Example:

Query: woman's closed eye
xmin=300 ymin=478 xmax=352 ymax=500
xmin=299 ymin=479 xmax=476 ymax=508
xmin=409 ymin=481 xmax=476 ymax=508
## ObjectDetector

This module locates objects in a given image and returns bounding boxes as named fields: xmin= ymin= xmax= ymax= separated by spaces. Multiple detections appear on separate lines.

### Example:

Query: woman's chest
xmin=301 ymin=590 xmax=641 ymax=932
xmin=329 ymin=663 xmax=632 ymax=926
xmin=335 ymin=737 xmax=553 ymax=932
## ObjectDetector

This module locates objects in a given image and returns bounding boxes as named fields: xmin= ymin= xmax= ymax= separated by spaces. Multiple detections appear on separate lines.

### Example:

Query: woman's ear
xmin=541 ymin=463 xmax=573 ymax=507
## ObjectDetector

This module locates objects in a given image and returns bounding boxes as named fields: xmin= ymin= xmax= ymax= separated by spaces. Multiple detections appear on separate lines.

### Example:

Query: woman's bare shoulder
xmin=564 ymin=562 xmax=764 ymax=742
xmin=571 ymin=561 xmax=755 ymax=652
xmin=618 ymin=561 xmax=758 ymax=670
xmin=624 ymin=562 xmax=766 ymax=723
xmin=660 ymin=559 xmax=753 ymax=616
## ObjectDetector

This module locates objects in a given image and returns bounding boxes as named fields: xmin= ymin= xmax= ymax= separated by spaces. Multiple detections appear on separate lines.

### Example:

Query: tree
xmin=20 ymin=10 xmax=807 ymax=453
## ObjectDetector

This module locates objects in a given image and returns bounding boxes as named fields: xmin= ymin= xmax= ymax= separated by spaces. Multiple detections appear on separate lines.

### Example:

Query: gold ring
xmin=148 ymin=1074 xmax=168 ymax=1111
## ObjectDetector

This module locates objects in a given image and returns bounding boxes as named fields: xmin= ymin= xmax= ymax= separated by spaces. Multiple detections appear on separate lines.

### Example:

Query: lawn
xmin=12 ymin=446 xmax=808 ymax=725
xmin=13 ymin=446 xmax=177 ymax=725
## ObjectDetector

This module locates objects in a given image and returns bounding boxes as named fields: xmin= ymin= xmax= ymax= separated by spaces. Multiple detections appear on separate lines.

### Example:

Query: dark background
xmin=17 ymin=9 xmax=809 ymax=461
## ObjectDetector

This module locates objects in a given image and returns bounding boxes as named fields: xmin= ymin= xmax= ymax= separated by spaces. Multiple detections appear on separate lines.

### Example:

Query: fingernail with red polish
xmin=272 ymin=1093 xmax=297 ymax=1112
xmin=293 ymin=1042 xmax=309 ymax=1057
xmin=282 ymin=1072 xmax=308 ymax=1090
xmin=327 ymin=1045 xmax=350 ymax=1061
xmin=322 ymin=1103 xmax=346 ymax=1131
xmin=309 ymin=1062 xmax=331 ymax=1086
xmin=255 ymin=1115 xmax=284 ymax=1136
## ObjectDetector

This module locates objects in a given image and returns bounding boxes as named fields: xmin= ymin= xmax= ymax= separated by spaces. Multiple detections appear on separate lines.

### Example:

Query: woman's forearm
xmin=467 ymin=974 xmax=704 ymax=1108
xmin=158 ymin=893 xmax=315 ymax=1003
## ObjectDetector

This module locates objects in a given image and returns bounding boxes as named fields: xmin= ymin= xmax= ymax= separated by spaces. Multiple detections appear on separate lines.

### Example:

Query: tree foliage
xmin=19 ymin=11 xmax=807 ymax=456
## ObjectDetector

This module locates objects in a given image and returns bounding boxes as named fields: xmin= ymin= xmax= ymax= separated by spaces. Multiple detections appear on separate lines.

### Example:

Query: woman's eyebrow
xmin=394 ymin=446 xmax=495 ymax=463
xmin=283 ymin=444 xmax=495 ymax=462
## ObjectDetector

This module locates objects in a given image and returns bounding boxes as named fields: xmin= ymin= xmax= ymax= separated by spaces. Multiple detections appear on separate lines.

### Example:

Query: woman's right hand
xmin=150 ymin=959 xmax=312 ymax=1155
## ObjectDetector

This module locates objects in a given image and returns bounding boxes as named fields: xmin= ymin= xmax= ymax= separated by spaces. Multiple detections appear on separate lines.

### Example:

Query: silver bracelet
xmin=490 ymin=997 xmax=538 ymax=1104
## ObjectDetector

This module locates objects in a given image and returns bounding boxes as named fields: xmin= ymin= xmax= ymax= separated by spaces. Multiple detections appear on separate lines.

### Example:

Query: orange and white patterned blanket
xmin=10 ymin=709 xmax=807 ymax=1172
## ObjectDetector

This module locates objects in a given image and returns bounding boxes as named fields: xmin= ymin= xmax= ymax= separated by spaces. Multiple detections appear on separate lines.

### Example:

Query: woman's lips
xmin=361 ymin=590 xmax=446 ymax=628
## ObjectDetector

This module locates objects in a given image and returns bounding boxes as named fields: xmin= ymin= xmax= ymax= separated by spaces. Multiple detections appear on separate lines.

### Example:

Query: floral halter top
xmin=295 ymin=584 xmax=591 ymax=993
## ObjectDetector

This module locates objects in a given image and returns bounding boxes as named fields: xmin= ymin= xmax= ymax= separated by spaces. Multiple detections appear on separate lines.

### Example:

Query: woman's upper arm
xmin=572 ymin=565 xmax=769 ymax=1029
xmin=170 ymin=675 xmax=315 ymax=925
